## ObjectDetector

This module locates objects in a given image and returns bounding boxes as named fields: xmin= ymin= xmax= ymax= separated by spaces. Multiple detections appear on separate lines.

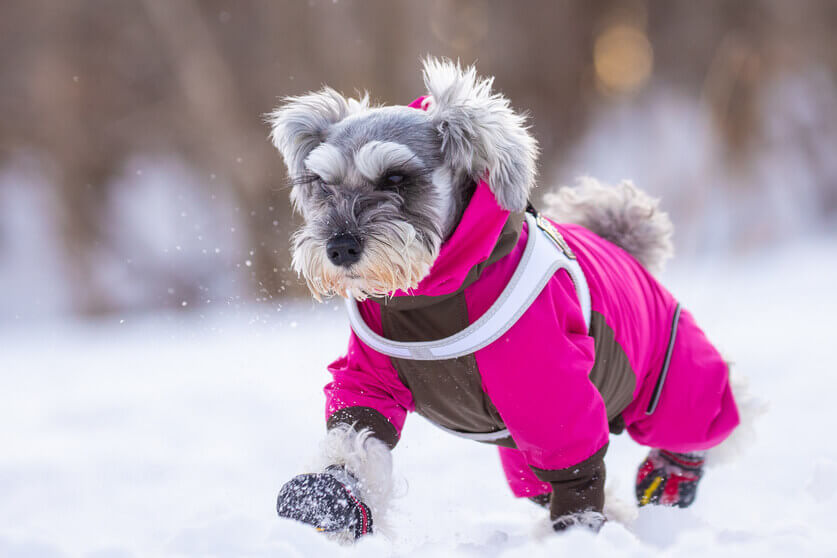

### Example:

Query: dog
xmin=268 ymin=57 xmax=742 ymax=539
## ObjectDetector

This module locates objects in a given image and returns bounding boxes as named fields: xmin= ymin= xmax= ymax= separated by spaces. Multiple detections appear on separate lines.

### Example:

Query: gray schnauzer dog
xmin=268 ymin=58 xmax=693 ymax=540
xmin=269 ymin=57 xmax=540 ymax=301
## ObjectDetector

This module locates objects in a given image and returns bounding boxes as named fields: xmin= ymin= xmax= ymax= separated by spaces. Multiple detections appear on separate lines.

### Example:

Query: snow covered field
xmin=2 ymin=237 xmax=837 ymax=558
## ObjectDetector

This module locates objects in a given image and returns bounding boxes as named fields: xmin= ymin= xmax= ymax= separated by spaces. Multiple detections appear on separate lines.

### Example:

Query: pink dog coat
xmin=322 ymin=100 xmax=740 ymax=517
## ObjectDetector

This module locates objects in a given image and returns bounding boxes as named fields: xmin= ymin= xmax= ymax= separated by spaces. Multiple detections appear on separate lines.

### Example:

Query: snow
xmin=0 ymin=159 xmax=73 ymax=319
xmin=2 ymin=236 xmax=837 ymax=557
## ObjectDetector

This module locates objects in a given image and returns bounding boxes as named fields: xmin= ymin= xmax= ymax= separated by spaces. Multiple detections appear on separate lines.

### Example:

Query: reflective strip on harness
xmin=345 ymin=212 xmax=592 ymax=361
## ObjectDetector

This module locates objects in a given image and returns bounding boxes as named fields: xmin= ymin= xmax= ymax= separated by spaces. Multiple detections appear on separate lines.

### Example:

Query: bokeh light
xmin=594 ymin=24 xmax=654 ymax=94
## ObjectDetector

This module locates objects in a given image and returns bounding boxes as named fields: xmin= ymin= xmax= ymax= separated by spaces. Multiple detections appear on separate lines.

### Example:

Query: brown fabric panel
xmin=529 ymin=444 xmax=609 ymax=482
xmin=491 ymin=436 xmax=517 ymax=449
xmin=588 ymin=311 xmax=637 ymax=422
xmin=608 ymin=414 xmax=626 ymax=435
xmin=372 ymin=213 xmax=526 ymax=440
xmin=530 ymin=443 xmax=608 ymax=520
xmin=382 ymin=291 xmax=508 ymax=436
xmin=326 ymin=406 xmax=400 ymax=450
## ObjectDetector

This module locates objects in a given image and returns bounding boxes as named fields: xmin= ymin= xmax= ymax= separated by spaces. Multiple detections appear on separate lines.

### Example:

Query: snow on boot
xmin=635 ymin=449 xmax=705 ymax=508
xmin=276 ymin=465 xmax=373 ymax=539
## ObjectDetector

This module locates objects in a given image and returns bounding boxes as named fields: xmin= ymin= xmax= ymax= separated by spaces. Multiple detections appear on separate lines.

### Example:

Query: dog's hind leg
xmin=635 ymin=449 xmax=706 ymax=508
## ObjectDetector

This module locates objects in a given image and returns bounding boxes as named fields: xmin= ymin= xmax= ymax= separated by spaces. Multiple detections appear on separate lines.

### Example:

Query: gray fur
xmin=544 ymin=177 xmax=674 ymax=274
xmin=422 ymin=57 xmax=539 ymax=212
xmin=266 ymin=88 xmax=370 ymax=213
xmin=268 ymin=90 xmax=449 ymax=299
xmin=266 ymin=57 xmax=541 ymax=299
xmin=267 ymin=87 xmax=369 ymax=176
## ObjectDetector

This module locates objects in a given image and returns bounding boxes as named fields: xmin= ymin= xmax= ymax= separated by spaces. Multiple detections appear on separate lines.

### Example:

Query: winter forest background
xmin=2 ymin=0 xmax=835 ymax=319
xmin=2 ymin=1 xmax=837 ymax=557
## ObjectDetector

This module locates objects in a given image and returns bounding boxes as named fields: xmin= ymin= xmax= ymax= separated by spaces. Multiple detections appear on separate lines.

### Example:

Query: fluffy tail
xmin=544 ymin=177 xmax=674 ymax=274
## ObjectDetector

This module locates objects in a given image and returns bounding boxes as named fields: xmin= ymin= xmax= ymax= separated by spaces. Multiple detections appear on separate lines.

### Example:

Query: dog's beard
xmin=292 ymin=221 xmax=438 ymax=301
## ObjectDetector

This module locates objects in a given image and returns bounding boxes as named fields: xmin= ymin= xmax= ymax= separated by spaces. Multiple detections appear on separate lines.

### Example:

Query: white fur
xmin=304 ymin=143 xmax=347 ymax=184
xmin=705 ymin=373 xmax=768 ymax=467
xmin=291 ymin=218 xmax=435 ymax=301
xmin=354 ymin=141 xmax=422 ymax=182
xmin=310 ymin=425 xmax=394 ymax=535
xmin=544 ymin=177 xmax=674 ymax=274
xmin=431 ymin=166 xmax=456 ymax=233
xmin=422 ymin=57 xmax=539 ymax=212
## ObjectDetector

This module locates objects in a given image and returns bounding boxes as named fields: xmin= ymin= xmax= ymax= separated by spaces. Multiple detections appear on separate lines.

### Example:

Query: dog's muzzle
xmin=326 ymin=234 xmax=362 ymax=267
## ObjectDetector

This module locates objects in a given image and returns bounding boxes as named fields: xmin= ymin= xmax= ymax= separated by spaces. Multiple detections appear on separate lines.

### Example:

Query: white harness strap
xmin=345 ymin=212 xmax=592 ymax=361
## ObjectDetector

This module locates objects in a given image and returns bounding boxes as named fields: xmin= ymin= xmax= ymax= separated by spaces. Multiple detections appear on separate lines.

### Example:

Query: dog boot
xmin=277 ymin=465 xmax=373 ymax=539
xmin=635 ymin=449 xmax=705 ymax=508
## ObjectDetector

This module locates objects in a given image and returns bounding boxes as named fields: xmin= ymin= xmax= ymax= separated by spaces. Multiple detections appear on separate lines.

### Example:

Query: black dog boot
xmin=277 ymin=465 xmax=373 ymax=539
xmin=636 ymin=449 xmax=705 ymax=508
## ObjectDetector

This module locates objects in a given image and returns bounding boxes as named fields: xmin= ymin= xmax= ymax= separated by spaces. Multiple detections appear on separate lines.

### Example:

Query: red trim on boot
xmin=346 ymin=492 xmax=370 ymax=537
xmin=637 ymin=457 xmax=655 ymax=484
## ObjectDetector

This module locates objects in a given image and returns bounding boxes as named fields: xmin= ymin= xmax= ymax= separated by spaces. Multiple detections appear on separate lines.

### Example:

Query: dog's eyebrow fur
xmin=305 ymin=143 xmax=347 ymax=183
xmin=354 ymin=141 xmax=424 ymax=182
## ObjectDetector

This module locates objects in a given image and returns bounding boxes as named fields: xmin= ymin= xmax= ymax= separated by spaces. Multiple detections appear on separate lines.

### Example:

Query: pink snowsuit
xmin=323 ymin=103 xmax=739 ymax=518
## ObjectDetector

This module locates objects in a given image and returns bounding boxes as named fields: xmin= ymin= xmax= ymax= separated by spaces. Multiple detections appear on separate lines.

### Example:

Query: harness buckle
xmin=536 ymin=215 xmax=576 ymax=260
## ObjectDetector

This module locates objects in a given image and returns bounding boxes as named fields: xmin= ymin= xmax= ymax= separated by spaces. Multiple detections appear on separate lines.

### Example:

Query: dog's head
xmin=268 ymin=57 xmax=538 ymax=300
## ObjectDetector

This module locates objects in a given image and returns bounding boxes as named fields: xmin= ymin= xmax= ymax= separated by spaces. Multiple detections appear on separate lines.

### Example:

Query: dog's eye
xmin=384 ymin=174 xmax=404 ymax=186
xmin=292 ymin=172 xmax=325 ymax=188
xmin=311 ymin=174 xmax=330 ymax=190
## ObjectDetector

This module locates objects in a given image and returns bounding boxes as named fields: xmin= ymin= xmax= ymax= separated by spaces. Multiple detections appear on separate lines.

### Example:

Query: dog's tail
xmin=544 ymin=177 xmax=674 ymax=274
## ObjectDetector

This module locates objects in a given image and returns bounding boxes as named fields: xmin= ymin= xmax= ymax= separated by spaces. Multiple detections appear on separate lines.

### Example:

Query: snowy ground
xmin=2 ymin=236 xmax=837 ymax=558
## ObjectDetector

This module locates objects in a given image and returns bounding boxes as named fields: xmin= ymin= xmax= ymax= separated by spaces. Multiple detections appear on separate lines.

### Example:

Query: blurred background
xmin=1 ymin=0 xmax=836 ymax=321
xmin=3 ymin=4 xmax=837 ymax=555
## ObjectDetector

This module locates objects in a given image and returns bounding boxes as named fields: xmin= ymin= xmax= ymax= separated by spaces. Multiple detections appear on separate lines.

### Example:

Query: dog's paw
xmin=277 ymin=468 xmax=373 ymax=540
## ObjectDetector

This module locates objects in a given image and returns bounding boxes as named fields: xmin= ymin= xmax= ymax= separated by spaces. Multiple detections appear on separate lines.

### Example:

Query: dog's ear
xmin=422 ymin=57 xmax=539 ymax=212
xmin=267 ymin=87 xmax=368 ymax=177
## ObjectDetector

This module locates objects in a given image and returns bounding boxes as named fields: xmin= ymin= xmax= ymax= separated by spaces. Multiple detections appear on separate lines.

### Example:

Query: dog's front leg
xmin=277 ymin=425 xmax=393 ymax=541
xmin=534 ymin=447 xmax=608 ymax=533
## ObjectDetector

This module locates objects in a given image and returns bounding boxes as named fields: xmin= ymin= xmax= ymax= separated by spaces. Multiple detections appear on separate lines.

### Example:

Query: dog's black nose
xmin=326 ymin=234 xmax=362 ymax=267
